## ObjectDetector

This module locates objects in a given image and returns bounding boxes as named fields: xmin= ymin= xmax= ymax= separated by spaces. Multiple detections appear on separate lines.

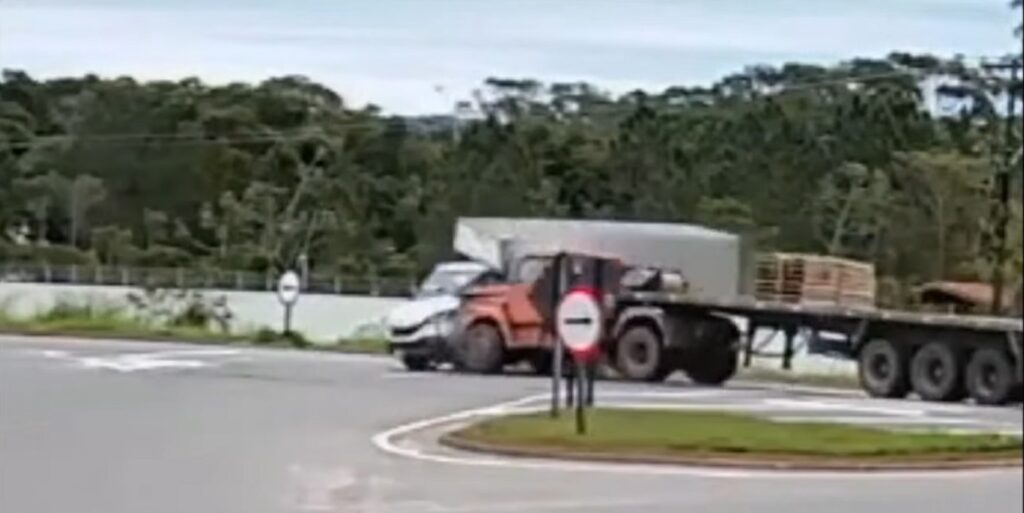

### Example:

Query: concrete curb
xmin=440 ymin=432 xmax=1024 ymax=472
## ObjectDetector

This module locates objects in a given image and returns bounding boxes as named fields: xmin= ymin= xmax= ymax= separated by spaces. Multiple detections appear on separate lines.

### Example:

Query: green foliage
xmin=0 ymin=242 xmax=94 ymax=265
xmin=0 ymin=50 xmax=1021 ymax=299
xmin=126 ymin=288 xmax=233 ymax=332
xmin=252 ymin=327 xmax=309 ymax=348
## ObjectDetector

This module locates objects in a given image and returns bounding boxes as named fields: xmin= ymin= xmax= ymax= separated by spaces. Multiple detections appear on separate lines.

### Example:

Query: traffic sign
xmin=556 ymin=287 xmax=603 ymax=360
xmin=276 ymin=270 xmax=301 ymax=306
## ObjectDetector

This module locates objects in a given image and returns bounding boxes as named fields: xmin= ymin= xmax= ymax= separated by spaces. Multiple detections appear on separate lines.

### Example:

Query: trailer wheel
xmin=458 ymin=322 xmax=505 ymax=374
xmin=910 ymin=342 xmax=965 ymax=402
xmin=857 ymin=339 xmax=909 ymax=398
xmin=401 ymin=354 xmax=432 ymax=372
xmin=684 ymin=348 xmax=738 ymax=386
xmin=965 ymin=348 xmax=1016 ymax=406
xmin=615 ymin=325 xmax=670 ymax=382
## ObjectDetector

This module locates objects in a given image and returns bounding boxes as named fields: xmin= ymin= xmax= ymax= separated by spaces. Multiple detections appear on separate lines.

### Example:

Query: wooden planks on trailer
xmin=755 ymin=253 xmax=875 ymax=308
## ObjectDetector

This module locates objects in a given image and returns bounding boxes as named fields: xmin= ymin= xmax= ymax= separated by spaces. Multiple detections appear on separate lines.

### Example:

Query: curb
xmin=440 ymin=433 xmax=1024 ymax=472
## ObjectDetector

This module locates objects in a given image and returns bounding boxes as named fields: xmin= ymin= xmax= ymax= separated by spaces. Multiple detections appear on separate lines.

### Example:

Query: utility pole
xmin=983 ymin=56 xmax=1022 ymax=315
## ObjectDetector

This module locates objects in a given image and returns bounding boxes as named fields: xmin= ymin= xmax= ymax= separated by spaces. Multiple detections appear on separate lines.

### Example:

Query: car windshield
xmin=417 ymin=269 xmax=483 ymax=297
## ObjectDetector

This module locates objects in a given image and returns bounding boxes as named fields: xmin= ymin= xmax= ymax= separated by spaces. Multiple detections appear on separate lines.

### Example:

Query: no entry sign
xmin=556 ymin=287 xmax=604 ymax=360
xmin=277 ymin=270 xmax=301 ymax=306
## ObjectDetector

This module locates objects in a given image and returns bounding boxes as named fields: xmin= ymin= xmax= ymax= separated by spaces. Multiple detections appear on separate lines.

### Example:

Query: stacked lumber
xmin=755 ymin=253 xmax=876 ymax=308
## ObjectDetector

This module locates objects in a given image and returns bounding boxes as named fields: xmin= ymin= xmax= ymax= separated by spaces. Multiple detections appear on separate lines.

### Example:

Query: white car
xmin=385 ymin=261 xmax=501 ymax=370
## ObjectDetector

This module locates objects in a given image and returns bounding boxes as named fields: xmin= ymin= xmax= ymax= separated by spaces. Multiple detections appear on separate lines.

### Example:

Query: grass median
xmin=447 ymin=409 xmax=1023 ymax=468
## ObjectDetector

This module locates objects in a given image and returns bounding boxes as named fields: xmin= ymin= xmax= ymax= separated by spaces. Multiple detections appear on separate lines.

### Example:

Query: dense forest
xmin=1 ymin=20 xmax=1022 ymax=304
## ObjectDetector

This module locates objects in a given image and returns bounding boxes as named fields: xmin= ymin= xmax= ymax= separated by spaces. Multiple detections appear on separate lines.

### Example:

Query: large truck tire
xmin=614 ymin=325 xmax=671 ymax=382
xmin=857 ymin=339 xmax=910 ymax=398
xmin=683 ymin=348 xmax=738 ymax=386
xmin=458 ymin=322 xmax=505 ymax=374
xmin=965 ymin=348 xmax=1017 ymax=406
xmin=910 ymin=342 xmax=965 ymax=402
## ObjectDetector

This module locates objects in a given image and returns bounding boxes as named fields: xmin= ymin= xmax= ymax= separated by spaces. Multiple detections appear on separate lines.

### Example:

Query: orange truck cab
xmin=452 ymin=253 xmax=622 ymax=374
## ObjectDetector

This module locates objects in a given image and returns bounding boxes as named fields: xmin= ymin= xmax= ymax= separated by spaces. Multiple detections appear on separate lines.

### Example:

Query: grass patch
xmin=332 ymin=337 xmax=388 ymax=354
xmin=454 ymin=409 xmax=1023 ymax=462
xmin=0 ymin=297 xmax=245 ymax=344
xmin=0 ymin=297 xmax=388 ymax=354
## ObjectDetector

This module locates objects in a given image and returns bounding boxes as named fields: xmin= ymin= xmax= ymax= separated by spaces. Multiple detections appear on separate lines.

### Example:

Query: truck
xmin=384 ymin=261 xmax=502 ymax=370
xmin=452 ymin=217 xmax=1024 ymax=405
xmin=452 ymin=217 xmax=749 ymax=384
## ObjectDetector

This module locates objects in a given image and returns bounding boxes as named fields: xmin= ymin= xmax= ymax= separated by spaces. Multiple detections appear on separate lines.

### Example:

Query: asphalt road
xmin=1 ymin=336 xmax=1021 ymax=513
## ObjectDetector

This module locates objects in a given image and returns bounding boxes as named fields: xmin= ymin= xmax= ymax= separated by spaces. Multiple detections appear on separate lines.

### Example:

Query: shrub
xmin=126 ymin=288 xmax=233 ymax=332
xmin=252 ymin=327 xmax=309 ymax=348
xmin=0 ymin=243 xmax=95 ymax=265
xmin=131 ymin=245 xmax=194 ymax=268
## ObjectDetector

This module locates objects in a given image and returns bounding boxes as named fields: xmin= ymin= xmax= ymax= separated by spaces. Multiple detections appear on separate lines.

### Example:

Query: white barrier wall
xmin=0 ymin=283 xmax=407 ymax=343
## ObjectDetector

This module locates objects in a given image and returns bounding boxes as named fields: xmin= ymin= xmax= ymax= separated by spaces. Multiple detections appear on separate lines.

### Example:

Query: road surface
xmin=1 ymin=336 xmax=1021 ymax=513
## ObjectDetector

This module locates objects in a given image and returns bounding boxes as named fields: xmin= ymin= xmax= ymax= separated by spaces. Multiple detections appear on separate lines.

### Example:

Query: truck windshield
xmin=417 ymin=269 xmax=483 ymax=297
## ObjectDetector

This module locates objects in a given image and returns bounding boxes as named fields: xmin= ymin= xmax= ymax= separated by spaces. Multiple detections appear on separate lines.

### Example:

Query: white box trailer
xmin=453 ymin=217 xmax=747 ymax=301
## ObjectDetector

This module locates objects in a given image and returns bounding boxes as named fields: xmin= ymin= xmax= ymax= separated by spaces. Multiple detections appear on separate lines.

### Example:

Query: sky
xmin=0 ymin=0 xmax=1019 ymax=114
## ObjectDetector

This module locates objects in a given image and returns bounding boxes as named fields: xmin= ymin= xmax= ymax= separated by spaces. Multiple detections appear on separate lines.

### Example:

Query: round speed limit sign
xmin=556 ymin=287 xmax=604 ymax=360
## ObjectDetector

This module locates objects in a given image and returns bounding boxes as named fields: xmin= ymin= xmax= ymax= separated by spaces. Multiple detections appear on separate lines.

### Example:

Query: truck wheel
xmin=684 ymin=348 xmax=738 ymax=386
xmin=401 ymin=354 xmax=432 ymax=372
xmin=615 ymin=326 xmax=671 ymax=382
xmin=459 ymin=323 xmax=505 ymax=374
xmin=857 ymin=339 xmax=909 ymax=398
xmin=910 ymin=342 xmax=965 ymax=402
xmin=965 ymin=348 xmax=1016 ymax=406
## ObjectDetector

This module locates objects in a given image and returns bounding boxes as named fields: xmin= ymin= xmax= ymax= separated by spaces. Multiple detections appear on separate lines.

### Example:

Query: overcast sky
xmin=0 ymin=0 xmax=1018 ymax=114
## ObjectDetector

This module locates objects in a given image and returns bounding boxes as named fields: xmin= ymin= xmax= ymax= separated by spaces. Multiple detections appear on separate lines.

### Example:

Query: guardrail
xmin=0 ymin=262 xmax=417 ymax=298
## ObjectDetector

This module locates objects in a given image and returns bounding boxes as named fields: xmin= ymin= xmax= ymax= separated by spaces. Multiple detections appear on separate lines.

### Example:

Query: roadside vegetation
xmin=0 ymin=292 xmax=389 ymax=353
xmin=450 ymin=409 xmax=1023 ymax=466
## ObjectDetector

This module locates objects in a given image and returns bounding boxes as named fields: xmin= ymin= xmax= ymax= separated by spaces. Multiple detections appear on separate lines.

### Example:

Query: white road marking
xmin=770 ymin=416 xmax=986 ymax=426
xmin=41 ymin=348 xmax=244 ymax=373
xmin=765 ymin=398 xmax=927 ymax=417
xmin=372 ymin=393 xmax=1022 ymax=480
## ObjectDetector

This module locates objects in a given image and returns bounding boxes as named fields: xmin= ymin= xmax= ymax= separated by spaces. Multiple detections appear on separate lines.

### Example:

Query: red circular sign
xmin=556 ymin=287 xmax=604 ymax=360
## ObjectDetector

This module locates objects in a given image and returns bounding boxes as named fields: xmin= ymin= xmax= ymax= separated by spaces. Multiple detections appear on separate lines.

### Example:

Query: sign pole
xmin=283 ymin=303 xmax=293 ymax=335
xmin=575 ymin=360 xmax=587 ymax=434
xmin=550 ymin=253 xmax=566 ymax=418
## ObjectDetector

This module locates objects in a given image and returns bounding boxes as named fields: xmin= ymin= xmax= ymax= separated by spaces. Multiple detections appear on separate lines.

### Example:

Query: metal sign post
xmin=276 ymin=270 xmax=301 ymax=335
xmin=555 ymin=286 xmax=604 ymax=435
xmin=550 ymin=253 xmax=567 ymax=418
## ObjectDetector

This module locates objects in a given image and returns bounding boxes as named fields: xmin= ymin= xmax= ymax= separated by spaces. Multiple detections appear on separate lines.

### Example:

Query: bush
xmin=131 ymin=245 xmax=194 ymax=268
xmin=126 ymin=288 xmax=233 ymax=332
xmin=0 ymin=243 xmax=95 ymax=265
xmin=252 ymin=327 xmax=309 ymax=348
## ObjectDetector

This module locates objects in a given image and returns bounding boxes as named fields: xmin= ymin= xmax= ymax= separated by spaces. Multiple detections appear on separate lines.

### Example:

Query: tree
xmin=0 ymin=52 xmax=1019 ymax=297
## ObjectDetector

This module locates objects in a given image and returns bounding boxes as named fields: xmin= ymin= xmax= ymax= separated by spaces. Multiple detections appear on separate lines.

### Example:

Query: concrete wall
xmin=0 ymin=283 xmax=407 ymax=343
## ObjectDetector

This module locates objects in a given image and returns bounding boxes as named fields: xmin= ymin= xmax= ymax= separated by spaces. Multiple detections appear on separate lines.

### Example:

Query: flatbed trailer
xmin=618 ymin=291 xmax=1024 ymax=405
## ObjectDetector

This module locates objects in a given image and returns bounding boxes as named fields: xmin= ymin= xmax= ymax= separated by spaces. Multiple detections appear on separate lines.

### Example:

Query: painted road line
xmin=42 ymin=347 xmax=244 ymax=373
xmin=371 ymin=396 xmax=1021 ymax=480
xmin=764 ymin=398 xmax=928 ymax=417
xmin=769 ymin=415 xmax=988 ymax=426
